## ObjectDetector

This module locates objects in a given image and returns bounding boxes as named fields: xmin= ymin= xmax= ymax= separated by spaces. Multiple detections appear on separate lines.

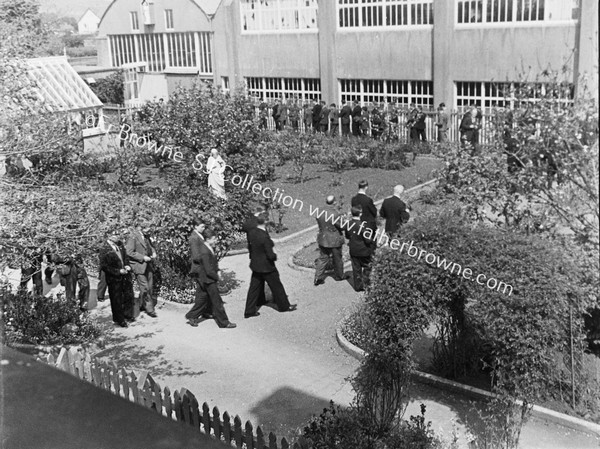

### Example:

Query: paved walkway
xmin=75 ymin=232 xmax=599 ymax=449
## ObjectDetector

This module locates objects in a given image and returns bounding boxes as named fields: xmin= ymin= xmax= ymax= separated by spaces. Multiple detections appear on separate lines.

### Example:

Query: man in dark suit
xmin=345 ymin=206 xmax=375 ymax=292
xmin=186 ymin=225 xmax=236 ymax=328
xmin=99 ymin=230 xmax=135 ymax=327
xmin=312 ymin=100 xmax=322 ymax=133
xmin=126 ymin=222 xmax=158 ymax=318
xmin=314 ymin=195 xmax=345 ymax=285
xmin=459 ymin=104 xmax=479 ymax=153
xmin=379 ymin=185 xmax=411 ymax=238
xmin=244 ymin=214 xmax=296 ymax=318
xmin=351 ymin=103 xmax=362 ymax=137
xmin=351 ymin=180 xmax=377 ymax=230
xmin=340 ymin=101 xmax=352 ymax=137
xmin=241 ymin=205 xmax=265 ymax=237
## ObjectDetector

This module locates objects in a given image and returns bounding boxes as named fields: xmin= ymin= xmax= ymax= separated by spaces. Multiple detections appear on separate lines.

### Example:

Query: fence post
xmin=212 ymin=407 xmax=222 ymax=441
xmin=245 ymin=421 xmax=255 ymax=449
xmin=223 ymin=411 xmax=232 ymax=444
xmin=163 ymin=386 xmax=173 ymax=419
xmin=202 ymin=402 xmax=211 ymax=435
xmin=234 ymin=415 xmax=243 ymax=447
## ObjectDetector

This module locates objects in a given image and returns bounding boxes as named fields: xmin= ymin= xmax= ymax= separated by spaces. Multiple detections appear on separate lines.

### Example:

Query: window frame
xmin=339 ymin=78 xmax=434 ymax=108
xmin=130 ymin=11 xmax=140 ymax=32
xmin=244 ymin=77 xmax=322 ymax=102
xmin=337 ymin=0 xmax=434 ymax=31
xmin=455 ymin=0 xmax=578 ymax=28
xmin=240 ymin=0 xmax=319 ymax=34
xmin=164 ymin=9 xmax=174 ymax=30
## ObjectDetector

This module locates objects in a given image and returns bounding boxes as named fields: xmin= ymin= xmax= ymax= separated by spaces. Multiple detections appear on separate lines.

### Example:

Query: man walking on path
xmin=314 ymin=195 xmax=346 ymax=285
xmin=186 ymin=225 xmax=236 ymax=328
xmin=99 ymin=230 xmax=135 ymax=327
xmin=345 ymin=206 xmax=375 ymax=292
xmin=435 ymin=102 xmax=449 ymax=143
xmin=350 ymin=180 xmax=377 ymax=230
xmin=379 ymin=185 xmax=411 ymax=238
xmin=126 ymin=221 xmax=158 ymax=318
xmin=244 ymin=213 xmax=296 ymax=318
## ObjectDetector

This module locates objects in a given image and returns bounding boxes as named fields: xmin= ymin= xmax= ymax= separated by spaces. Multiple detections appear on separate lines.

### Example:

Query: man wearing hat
xmin=314 ymin=195 xmax=346 ymax=286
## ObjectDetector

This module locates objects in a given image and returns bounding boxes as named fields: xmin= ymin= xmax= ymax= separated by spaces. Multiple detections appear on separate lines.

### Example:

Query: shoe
xmin=117 ymin=321 xmax=128 ymax=328
xmin=244 ymin=312 xmax=260 ymax=319
xmin=125 ymin=317 xmax=136 ymax=323
xmin=187 ymin=319 xmax=199 ymax=327
xmin=224 ymin=322 xmax=237 ymax=329
xmin=146 ymin=311 xmax=157 ymax=318
xmin=314 ymin=279 xmax=324 ymax=286
xmin=282 ymin=304 xmax=297 ymax=312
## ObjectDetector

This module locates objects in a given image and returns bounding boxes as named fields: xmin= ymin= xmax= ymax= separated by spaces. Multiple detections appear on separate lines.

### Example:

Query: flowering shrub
xmin=2 ymin=284 xmax=101 ymax=345
xmin=302 ymin=401 xmax=441 ymax=449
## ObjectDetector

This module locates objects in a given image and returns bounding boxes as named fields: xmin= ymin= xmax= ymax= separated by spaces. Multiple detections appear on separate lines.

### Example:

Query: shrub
xmin=2 ymin=284 xmax=101 ymax=345
xmin=302 ymin=401 xmax=441 ymax=449
xmin=366 ymin=205 xmax=599 ymax=442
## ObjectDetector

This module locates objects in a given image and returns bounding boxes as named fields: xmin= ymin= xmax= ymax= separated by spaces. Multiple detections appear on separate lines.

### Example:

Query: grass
xmin=265 ymin=156 xmax=442 ymax=237
xmin=104 ymin=156 xmax=442 ymax=239
xmin=293 ymin=180 xmax=441 ymax=268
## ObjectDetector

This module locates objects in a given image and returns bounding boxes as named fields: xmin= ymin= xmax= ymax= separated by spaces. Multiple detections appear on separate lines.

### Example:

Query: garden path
xmin=84 ymin=232 xmax=599 ymax=449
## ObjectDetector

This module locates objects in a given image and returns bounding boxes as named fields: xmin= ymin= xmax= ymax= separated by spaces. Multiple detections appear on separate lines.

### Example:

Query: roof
xmin=78 ymin=8 xmax=101 ymax=23
xmin=193 ymin=0 xmax=222 ymax=17
xmin=25 ymin=56 xmax=103 ymax=113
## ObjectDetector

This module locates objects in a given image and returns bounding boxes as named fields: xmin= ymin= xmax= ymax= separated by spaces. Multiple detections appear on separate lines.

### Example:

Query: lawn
xmin=104 ymin=156 xmax=442 ymax=239
xmin=293 ymin=178 xmax=439 ymax=268
xmin=263 ymin=156 xmax=442 ymax=237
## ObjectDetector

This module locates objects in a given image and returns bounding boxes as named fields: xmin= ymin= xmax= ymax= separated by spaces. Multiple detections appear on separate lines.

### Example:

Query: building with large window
xmin=97 ymin=0 xmax=598 ymax=109
xmin=97 ymin=0 xmax=219 ymax=104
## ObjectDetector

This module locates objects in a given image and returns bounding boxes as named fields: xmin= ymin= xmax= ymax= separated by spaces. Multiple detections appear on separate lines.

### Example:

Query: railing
xmin=41 ymin=347 xmax=314 ymax=449
xmin=254 ymin=107 xmax=501 ymax=144
xmin=91 ymin=102 xmax=501 ymax=145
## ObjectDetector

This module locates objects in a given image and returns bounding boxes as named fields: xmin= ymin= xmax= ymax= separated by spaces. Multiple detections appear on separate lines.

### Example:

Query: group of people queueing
xmin=314 ymin=181 xmax=411 ymax=292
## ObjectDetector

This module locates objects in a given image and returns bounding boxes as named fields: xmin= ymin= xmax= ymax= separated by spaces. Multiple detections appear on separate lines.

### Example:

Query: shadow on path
xmin=249 ymin=386 xmax=332 ymax=441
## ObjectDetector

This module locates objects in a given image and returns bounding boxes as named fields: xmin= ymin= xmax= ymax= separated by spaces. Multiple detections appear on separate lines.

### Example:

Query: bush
xmin=302 ymin=401 xmax=441 ymax=449
xmin=365 ymin=205 xmax=599 ymax=439
xmin=2 ymin=285 xmax=101 ymax=345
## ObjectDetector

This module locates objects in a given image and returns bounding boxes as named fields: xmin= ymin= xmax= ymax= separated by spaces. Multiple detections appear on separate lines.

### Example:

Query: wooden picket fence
xmin=40 ymin=347 xmax=313 ymax=449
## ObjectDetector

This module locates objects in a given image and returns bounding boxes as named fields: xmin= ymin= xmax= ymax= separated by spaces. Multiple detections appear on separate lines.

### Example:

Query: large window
xmin=340 ymin=79 xmax=433 ymax=107
xmin=240 ymin=0 xmax=318 ymax=32
xmin=455 ymin=81 xmax=574 ymax=111
xmin=338 ymin=0 xmax=433 ymax=28
xmin=245 ymin=77 xmax=321 ymax=101
xmin=130 ymin=11 xmax=139 ymax=31
xmin=456 ymin=0 xmax=578 ymax=25
xmin=109 ymin=32 xmax=212 ymax=74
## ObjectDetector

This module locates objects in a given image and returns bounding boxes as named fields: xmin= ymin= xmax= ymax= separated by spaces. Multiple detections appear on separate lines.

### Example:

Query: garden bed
xmin=104 ymin=157 xmax=442 ymax=239
xmin=339 ymin=289 xmax=600 ymax=424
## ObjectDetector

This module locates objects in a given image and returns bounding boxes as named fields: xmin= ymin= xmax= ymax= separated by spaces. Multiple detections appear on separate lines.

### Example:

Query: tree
xmin=134 ymin=81 xmax=274 ymax=181
xmin=365 ymin=206 xmax=598 ymax=447
xmin=89 ymin=71 xmax=124 ymax=105
xmin=440 ymin=71 xmax=599 ymax=248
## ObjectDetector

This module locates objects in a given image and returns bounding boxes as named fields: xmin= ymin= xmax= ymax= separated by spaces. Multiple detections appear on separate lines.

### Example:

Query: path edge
xmin=335 ymin=326 xmax=600 ymax=438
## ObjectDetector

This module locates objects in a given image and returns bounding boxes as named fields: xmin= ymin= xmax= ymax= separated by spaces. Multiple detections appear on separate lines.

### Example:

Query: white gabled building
xmin=78 ymin=9 xmax=101 ymax=35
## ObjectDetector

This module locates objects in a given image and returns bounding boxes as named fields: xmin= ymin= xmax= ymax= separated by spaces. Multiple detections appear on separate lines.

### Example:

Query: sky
xmin=38 ymin=0 xmax=112 ymax=20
